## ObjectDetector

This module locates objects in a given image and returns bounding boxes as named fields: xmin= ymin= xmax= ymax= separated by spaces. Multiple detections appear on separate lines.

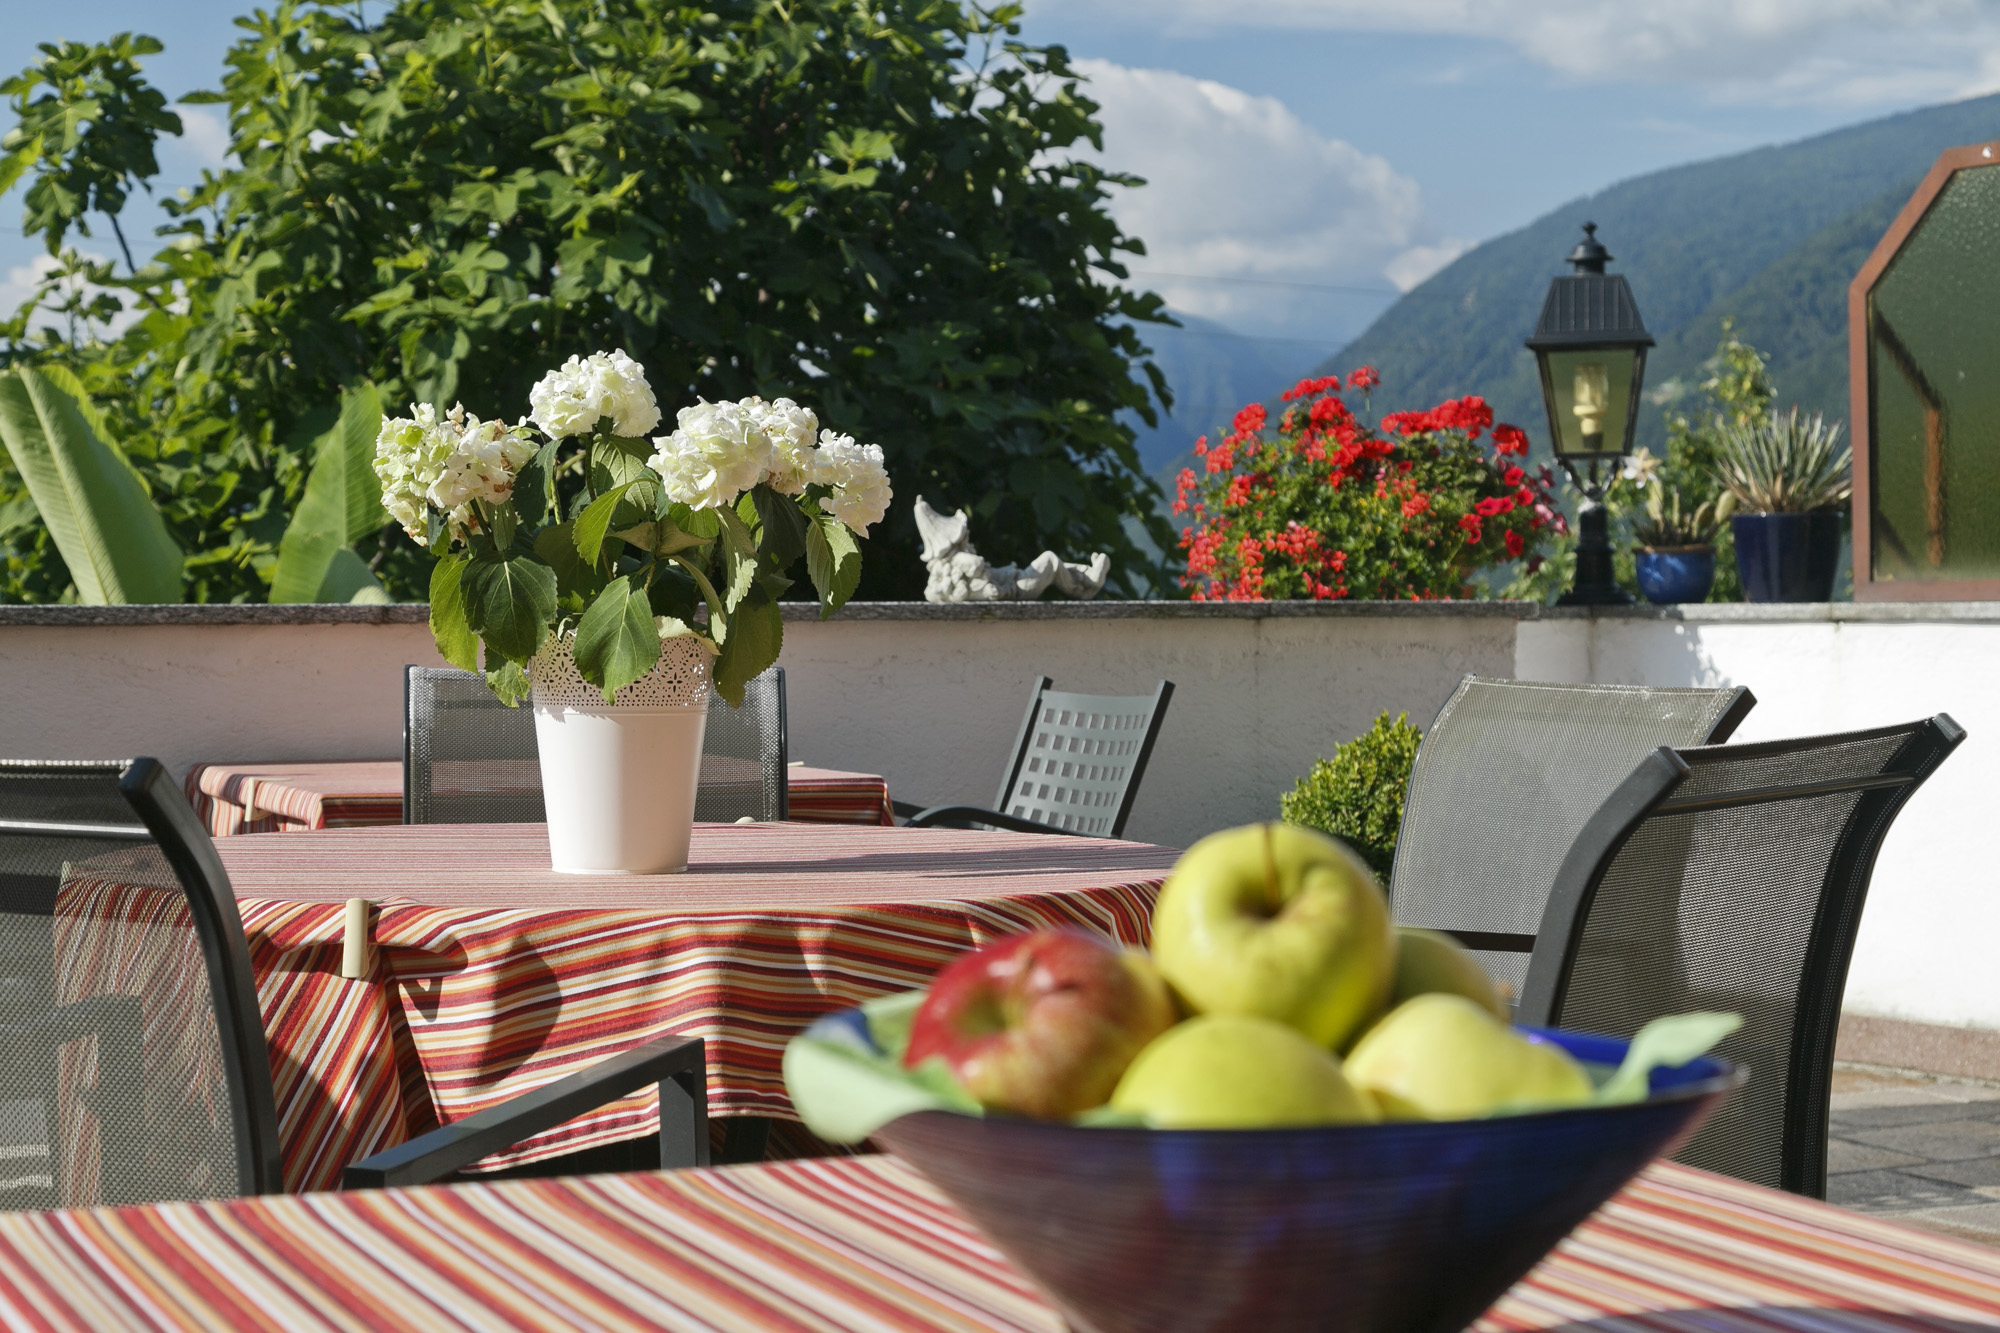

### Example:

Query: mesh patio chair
xmin=1517 ymin=714 xmax=1964 ymax=1198
xmin=896 ymin=677 xmax=1174 ymax=838
xmin=0 ymin=757 xmax=708 ymax=1209
xmin=405 ymin=665 xmax=788 ymax=824
xmin=1388 ymin=677 xmax=1755 ymax=1002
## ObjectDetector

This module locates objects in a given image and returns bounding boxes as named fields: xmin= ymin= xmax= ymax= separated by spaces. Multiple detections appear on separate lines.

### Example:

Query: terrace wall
xmin=1 ymin=600 xmax=1993 ymax=1058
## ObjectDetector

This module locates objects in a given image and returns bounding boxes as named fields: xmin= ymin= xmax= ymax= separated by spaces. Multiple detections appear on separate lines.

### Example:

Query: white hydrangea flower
xmin=373 ymin=402 xmax=534 ymax=545
xmin=811 ymin=430 xmax=893 ymax=535
xmin=527 ymin=348 xmax=661 ymax=440
xmin=647 ymin=398 xmax=772 ymax=509
xmin=753 ymin=397 xmax=819 ymax=495
xmin=647 ymin=432 xmax=728 ymax=511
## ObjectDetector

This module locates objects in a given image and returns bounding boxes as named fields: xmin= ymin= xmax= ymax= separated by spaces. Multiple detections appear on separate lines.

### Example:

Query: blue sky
xmin=5 ymin=0 xmax=1999 ymax=357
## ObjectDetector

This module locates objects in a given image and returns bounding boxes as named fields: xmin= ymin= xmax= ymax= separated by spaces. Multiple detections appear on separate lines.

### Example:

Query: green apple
xmin=1109 ymin=1015 xmax=1378 ymax=1128
xmin=1150 ymin=823 xmax=1393 ymax=1050
xmin=1344 ymin=993 xmax=1594 ymax=1120
xmin=1391 ymin=927 xmax=1509 ymax=1021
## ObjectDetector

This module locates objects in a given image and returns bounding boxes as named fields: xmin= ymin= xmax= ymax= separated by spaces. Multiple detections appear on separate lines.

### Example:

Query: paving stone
xmin=1844 ymin=1119 xmax=2000 ymax=1162
xmin=1827 ymin=1138 xmax=1925 ymax=1173
xmin=1879 ymin=1202 xmax=2000 ymax=1247
xmin=1826 ymin=1168 xmax=1987 ymax=1212
xmin=1830 ymin=1101 xmax=2000 ymax=1131
xmin=1902 ymin=1157 xmax=2000 ymax=1189
xmin=1832 ymin=1086 xmax=2000 ymax=1111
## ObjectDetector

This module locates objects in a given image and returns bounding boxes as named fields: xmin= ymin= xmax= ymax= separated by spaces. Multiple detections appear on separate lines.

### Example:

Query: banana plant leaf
xmin=0 ymin=366 xmax=183 ymax=604
xmin=270 ymin=383 xmax=392 ymax=604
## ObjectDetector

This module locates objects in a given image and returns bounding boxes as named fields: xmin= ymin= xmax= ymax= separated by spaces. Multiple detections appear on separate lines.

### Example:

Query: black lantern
xmin=1524 ymin=222 xmax=1654 ymax=605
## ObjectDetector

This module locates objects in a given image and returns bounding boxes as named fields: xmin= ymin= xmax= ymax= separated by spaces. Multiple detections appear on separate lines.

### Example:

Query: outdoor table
xmin=59 ymin=822 xmax=1172 ymax=1192
xmin=0 ymin=1157 xmax=1990 ymax=1331
xmin=182 ymin=759 xmax=897 ymax=835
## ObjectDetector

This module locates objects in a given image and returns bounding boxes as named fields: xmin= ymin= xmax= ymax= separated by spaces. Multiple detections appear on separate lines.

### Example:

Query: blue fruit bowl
xmin=797 ymin=1008 xmax=1738 ymax=1333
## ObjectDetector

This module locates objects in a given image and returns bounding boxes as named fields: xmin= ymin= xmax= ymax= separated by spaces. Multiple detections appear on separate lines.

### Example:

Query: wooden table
xmin=0 ymin=1156 xmax=1991 ymax=1331
xmin=183 ymin=759 xmax=897 ymax=835
xmin=63 ymin=823 xmax=1174 ymax=1192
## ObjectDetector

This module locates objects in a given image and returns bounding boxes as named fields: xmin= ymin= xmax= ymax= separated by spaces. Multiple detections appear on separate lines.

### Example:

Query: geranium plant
xmin=375 ymin=350 xmax=891 ymax=705
xmin=1174 ymin=369 xmax=1563 ymax=600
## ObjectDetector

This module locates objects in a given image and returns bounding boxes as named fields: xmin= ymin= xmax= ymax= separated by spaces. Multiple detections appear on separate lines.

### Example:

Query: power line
xmin=1129 ymin=270 xmax=1402 ymax=297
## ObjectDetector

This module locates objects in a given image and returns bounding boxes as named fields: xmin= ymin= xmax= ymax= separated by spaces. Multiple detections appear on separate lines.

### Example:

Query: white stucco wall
xmin=1519 ymin=605 xmax=2000 ymax=1032
xmin=0 ymin=604 xmax=1519 ymax=851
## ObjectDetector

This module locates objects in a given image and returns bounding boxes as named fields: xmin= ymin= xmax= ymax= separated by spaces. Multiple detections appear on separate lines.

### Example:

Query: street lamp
xmin=1525 ymin=222 xmax=1654 ymax=606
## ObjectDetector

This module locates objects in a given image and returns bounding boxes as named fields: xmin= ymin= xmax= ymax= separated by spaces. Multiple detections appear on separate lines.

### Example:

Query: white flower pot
xmin=528 ymin=634 xmax=715 ymax=874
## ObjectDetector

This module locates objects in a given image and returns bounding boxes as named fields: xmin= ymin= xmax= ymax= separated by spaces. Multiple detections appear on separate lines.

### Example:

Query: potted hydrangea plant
xmin=374 ymin=350 xmax=890 ymax=872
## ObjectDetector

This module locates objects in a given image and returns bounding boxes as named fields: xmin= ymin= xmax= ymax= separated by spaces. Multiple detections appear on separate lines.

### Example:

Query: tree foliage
xmin=0 ymin=0 xmax=1172 ymax=602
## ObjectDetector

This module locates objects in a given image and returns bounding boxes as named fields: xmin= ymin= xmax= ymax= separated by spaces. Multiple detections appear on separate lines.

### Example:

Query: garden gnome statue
xmin=913 ymin=497 xmax=1110 ymax=603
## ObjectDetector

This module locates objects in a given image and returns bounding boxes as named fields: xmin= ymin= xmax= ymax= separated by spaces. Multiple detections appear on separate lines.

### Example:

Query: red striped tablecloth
xmin=183 ymin=760 xmax=896 ymax=835
xmin=0 ymin=1157 xmax=1991 ymax=1331
xmin=65 ymin=823 xmax=1172 ymax=1193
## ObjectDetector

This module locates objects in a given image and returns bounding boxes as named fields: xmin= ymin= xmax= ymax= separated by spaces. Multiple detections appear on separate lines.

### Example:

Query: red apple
xmin=905 ymin=929 xmax=1178 ymax=1120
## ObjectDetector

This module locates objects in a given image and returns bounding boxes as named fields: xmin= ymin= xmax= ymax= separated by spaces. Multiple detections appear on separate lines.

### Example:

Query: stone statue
xmin=913 ymin=496 xmax=1111 ymax=603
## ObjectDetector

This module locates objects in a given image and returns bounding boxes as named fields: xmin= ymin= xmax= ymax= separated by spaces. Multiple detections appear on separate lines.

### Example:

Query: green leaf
xmin=571 ymin=576 xmax=662 ymax=703
xmin=0 ymin=367 xmax=182 ymax=604
xmin=485 ymin=655 xmax=531 ymax=708
xmin=428 ymin=554 xmax=481 ymax=672
xmin=460 ymin=549 xmax=557 ymax=662
xmin=512 ymin=439 xmax=558 ymax=529
xmin=805 ymin=512 xmax=862 ymax=618
xmin=1595 ymin=1012 xmax=1743 ymax=1105
xmin=781 ymin=990 xmax=981 ymax=1145
xmin=573 ymin=481 xmax=636 ymax=567
xmin=533 ymin=519 xmax=606 ymax=609
xmin=321 ymin=548 xmax=393 ymax=604
xmin=717 ymin=503 xmax=760 ymax=611
xmin=712 ymin=589 xmax=782 ymax=706
xmin=751 ymin=485 xmax=811 ymax=570
xmin=270 ymin=383 xmax=389 ymax=603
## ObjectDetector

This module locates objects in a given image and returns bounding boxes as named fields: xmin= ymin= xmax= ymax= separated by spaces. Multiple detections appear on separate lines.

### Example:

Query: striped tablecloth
xmin=70 ymin=823 xmax=1172 ymax=1192
xmin=0 ymin=1157 xmax=1993 ymax=1331
xmin=183 ymin=760 xmax=896 ymax=835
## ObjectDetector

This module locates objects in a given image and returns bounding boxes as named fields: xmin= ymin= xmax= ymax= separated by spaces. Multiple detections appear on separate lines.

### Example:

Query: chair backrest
xmin=992 ymin=677 xmax=1174 ymax=838
xmin=0 ymin=759 xmax=284 ymax=1211
xmin=1519 ymin=715 xmax=1964 ymax=1196
xmin=1388 ymin=676 xmax=1755 ymax=1001
xmin=405 ymin=665 xmax=789 ymax=824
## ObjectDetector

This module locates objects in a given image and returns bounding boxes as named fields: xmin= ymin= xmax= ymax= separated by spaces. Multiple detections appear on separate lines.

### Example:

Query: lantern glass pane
xmin=1868 ymin=162 xmax=2000 ymax=583
xmin=1542 ymin=348 xmax=1637 ymax=457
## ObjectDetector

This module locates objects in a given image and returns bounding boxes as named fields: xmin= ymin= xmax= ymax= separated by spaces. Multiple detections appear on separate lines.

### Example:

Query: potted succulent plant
xmin=1631 ymin=486 xmax=1733 ymax=604
xmin=375 ymin=349 xmax=890 ymax=873
xmin=1714 ymin=409 xmax=1850 ymax=603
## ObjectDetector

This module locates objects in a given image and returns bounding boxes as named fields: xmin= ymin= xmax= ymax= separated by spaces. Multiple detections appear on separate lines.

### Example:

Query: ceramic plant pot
xmin=1634 ymin=546 xmax=1717 ymax=605
xmin=528 ymin=634 xmax=713 ymax=874
xmin=1731 ymin=511 xmax=1842 ymax=603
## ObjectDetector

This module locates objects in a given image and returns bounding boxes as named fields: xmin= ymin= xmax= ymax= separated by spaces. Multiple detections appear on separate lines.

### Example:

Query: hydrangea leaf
xmin=461 ymin=547 xmax=556 ymax=662
xmin=571 ymin=575 xmax=662 ymax=703
xmin=427 ymin=553 xmax=480 ymax=672
xmin=805 ymin=511 xmax=862 ymax=618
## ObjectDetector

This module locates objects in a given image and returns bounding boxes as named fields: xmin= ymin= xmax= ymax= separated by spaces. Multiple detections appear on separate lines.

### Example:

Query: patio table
xmin=0 ymin=1157 xmax=1991 ymax=1331
xmin=59 ymin=822 xmax=1172 ymax=1192
xmin=182 ymin=759 xmax=897 ymax=835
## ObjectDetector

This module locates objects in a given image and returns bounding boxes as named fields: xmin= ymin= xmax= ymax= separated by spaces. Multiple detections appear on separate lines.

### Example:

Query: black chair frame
xmin=113 ymin=759 xmax=711 ymax=1196
xmin=1510 ymin=714 xmax=1965 ymax=1197
xmin=899 ymin=677 xmax=1174 ymax=839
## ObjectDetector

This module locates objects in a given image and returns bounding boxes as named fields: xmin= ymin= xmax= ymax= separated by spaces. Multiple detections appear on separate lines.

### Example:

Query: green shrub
xmin=1280 ymin=712 xmax=1423 ymax=884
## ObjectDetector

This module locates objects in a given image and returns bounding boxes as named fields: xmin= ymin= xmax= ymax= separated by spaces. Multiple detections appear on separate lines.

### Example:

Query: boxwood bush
xmin=1280 ymin=711 xmax=1423 ymax=885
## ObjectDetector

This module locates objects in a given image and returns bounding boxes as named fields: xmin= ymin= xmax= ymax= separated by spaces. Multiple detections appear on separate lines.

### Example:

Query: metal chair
xmin=404 ymin=665 xmax=788 ymax=824
xmin=1517 ymin=715 xmax=1963 ymax=1198
xmin=1387 ymin=677 xmax=1755 ymax=1001
xmin=0 ymin=757 xmax=707 ymax=1208
xmin=896 ymin=677 xmax=1174 ymax=838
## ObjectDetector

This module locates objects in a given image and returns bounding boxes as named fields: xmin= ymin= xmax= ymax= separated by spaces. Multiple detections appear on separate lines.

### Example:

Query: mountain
xmin=1123 ymin=311 xmax=1342 ymax=475
xmin=1320 ymin=94 xmax=2000 ymax=448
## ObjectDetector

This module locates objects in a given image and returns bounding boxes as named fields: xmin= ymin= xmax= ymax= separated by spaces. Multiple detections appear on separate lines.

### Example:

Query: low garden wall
xmin=2 ymin=598 xmax=1994 ymax=1066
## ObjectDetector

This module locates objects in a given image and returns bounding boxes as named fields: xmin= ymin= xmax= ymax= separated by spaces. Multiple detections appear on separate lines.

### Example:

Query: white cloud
xmin=1068 ymin=59 xmax=1462 ymax=333
xmin=1046 ymin=0 xmax=2000 ymax=106
xmin=0 ymin=251 xmax=139 ymax=338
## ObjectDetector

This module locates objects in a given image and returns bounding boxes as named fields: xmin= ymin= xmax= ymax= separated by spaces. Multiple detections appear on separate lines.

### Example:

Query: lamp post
xmin=1525 ymin=222 xmax=1654 ymax=606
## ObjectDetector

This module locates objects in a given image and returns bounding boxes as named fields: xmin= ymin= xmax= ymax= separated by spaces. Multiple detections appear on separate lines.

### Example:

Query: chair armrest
xmin=342 ymin=1034 xmax=707 ymax=1189
xmin=904 ymin=804 xmax=1090 ymax=837
xmin=890 ymin=799 xmax=927 ymax=820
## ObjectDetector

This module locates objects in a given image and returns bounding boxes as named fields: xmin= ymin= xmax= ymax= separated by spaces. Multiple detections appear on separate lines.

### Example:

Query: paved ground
xmin=1830 ymin=1065 xmax=2000 ymax=1246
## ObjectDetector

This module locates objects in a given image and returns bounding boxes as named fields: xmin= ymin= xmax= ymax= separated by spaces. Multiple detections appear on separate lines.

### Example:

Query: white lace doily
xmin=529 ymin=633 xmax=716 ymax=709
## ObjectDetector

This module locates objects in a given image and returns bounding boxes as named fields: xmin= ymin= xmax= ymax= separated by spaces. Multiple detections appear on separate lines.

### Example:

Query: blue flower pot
xmin=1634 ymin=547 xmax=1716 ymax=605
xmin=1732 ymin=511 xmax=1843 ymax=603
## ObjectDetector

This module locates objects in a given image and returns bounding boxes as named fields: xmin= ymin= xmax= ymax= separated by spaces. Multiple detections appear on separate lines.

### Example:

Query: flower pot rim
xmin=1635 ymin=544 xmax=1716 ymax=556
xmin=1730 ymin=507 xmax=1846 ymax=518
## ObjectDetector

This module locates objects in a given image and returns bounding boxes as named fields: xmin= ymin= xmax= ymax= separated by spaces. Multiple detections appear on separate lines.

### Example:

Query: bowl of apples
xmin=784 ymin=824 xmax=1740 ymax=1333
